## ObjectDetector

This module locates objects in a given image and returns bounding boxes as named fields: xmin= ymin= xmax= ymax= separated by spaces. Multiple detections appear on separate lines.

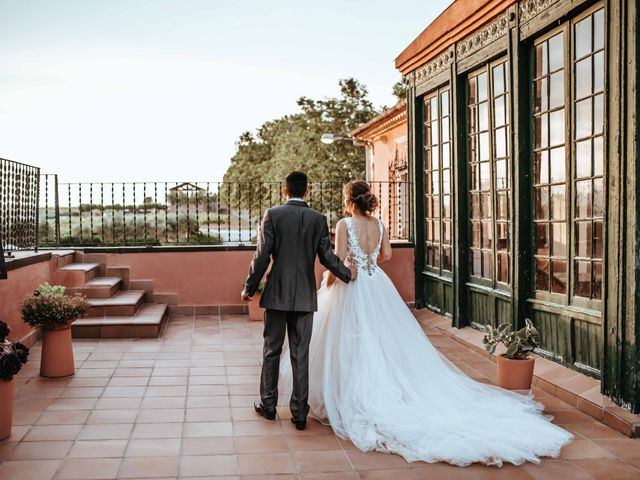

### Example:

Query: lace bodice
xmin=345 ymin=217 xmax=383 ymax=276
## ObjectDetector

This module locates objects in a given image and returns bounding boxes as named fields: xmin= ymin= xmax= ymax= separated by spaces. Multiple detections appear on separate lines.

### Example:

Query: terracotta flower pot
xmin=248 ymin=294 xmax=265 ymax=321
xmin=0 ymin=378 xmax=15 ymax=440
xmin=40 ymin=323 xmax=75 ymax=378
xmin=496 ymin=355 xmax=535 ymax=391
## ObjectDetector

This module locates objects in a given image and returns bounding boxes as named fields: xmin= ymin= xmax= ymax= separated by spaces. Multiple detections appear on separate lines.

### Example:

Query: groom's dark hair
xmin=285 ymin=171 xmax=308 ymax=198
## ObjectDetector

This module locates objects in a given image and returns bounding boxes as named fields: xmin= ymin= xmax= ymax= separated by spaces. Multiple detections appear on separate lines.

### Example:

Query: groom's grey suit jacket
xmin=244 ymin=200 xmax=351 ymax=312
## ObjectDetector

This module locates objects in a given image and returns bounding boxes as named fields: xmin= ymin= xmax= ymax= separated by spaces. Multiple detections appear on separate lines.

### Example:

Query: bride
xmin=279 ymin=180 xmax=573 ymax=467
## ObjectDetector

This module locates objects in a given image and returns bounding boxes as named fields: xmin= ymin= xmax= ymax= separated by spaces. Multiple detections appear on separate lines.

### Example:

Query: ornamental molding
xmin=456 ymin=9 xmax=512 ymax=61
xmin=412 ymin=46 xmax=455 ymax=88
xmin=518 ymin=0 xmax=559 ymax=24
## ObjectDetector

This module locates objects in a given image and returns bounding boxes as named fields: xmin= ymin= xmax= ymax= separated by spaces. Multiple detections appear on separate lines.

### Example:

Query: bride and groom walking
xmin=241 ymin=171 xmax=573 ymax=467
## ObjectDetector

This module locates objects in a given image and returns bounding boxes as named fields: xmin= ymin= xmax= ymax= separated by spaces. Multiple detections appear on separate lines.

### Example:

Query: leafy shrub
xmin=0 ymin=321 xmax=29 ymax=381
xmin=21 ymin=284 xmax=89 ymax=328
xmin=482 ymin=319 xmax=539 ymax=360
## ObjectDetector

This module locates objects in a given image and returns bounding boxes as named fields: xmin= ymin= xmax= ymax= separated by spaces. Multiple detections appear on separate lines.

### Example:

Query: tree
xmin=223 ymin=78 xmax=378 ymax=184
xmin=392 ymin=77 xmax=408 ymax=103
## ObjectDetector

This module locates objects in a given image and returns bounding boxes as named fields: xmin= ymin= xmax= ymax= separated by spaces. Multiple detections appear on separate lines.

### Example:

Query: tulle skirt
xmin=279 ymin=269 xmax=573 ymax=467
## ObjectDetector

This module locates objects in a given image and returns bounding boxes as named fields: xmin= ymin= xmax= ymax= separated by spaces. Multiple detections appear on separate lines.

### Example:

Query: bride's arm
xmin=378 ymin=224 xmax=392 ymax=263
xmin=326 ymin=220 xmax=349 ymax=287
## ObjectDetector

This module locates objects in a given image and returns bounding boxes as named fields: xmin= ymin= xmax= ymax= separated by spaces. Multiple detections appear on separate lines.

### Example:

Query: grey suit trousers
xmin=260 ymin=309 xmax=313 ymax=422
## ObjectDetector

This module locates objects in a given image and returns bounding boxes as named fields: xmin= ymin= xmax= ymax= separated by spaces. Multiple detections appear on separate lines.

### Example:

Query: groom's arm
xmin=317 ymin=217 xmax=352 ymax=284
xmin=244 ymin=209 xmax=274 ymax=297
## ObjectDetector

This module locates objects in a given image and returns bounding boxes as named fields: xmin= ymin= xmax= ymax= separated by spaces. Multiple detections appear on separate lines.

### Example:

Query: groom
xmin=241 ymin=171 xmax=354 ymax=430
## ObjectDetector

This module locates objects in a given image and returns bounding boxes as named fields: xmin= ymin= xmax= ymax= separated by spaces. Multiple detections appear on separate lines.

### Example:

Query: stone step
xmin=72 ymin=304 xmax=169 ymax=339
xmin=52 ymin=250 xmax=76 ymax=268
xmin=66 ymin=277 xmax=123 ymax=299
xmin=86 ymin=290 xmax=145 ymax=317
xmin=56 ymin=262 xmax=100 ymax=286
xmin=130 ymin=279 xmax=155 ymax=302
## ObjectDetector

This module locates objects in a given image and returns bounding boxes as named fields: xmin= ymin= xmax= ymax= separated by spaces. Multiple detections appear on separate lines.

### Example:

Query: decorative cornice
xmin=412 ymin=46 xmax=455 ymax=88
xmin=351 ymin=102 xmax=407 ymax=140
xmin=456 ymin=8 xmax=512 ymax=60
xmin=518 ymin=0 xmax=558 ymax=24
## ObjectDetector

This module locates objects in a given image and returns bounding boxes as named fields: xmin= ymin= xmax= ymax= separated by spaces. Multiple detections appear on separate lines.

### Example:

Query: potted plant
xmin=482 ymin=318 xmax=539 ymax=391
xmin=0 ymin=320 xmax=29 ymax=440
xmin=247 ymin=281 xmax=266 ymax=321
xmin=21 ymin=283 xmax=89 ymax=378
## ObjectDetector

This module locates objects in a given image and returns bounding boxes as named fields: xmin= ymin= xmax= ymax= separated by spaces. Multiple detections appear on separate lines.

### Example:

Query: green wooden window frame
xmin=423 ymin=86 xmax=453 ymax=274
xmin=466 ymin=58 xmax=512 ymax=288
xmin=532 ymin=3 xmax=605 ymax=309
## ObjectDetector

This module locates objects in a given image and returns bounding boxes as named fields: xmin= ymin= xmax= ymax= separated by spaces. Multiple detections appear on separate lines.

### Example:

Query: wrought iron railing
xmin=37 ymin=179 xmax=411 ymax=247
xmin=0 ymin=158 xmax=40 ymax=253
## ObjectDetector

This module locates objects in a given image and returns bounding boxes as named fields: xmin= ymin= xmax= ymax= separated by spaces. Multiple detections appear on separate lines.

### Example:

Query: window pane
xmin=575 ymin=57 xmax=592 ymax=99
xmin=549 ymin=33 xmax=564 ymax=71
xmin=442 ymin=143 xmax=450 ymax=168
xmin=443 ymin=247 xmax=452 ymax=271
xmin=576 ymin=99 xmax=592 ymax=139
xmin=551 ymin=260 xmax=567 ymax=294
xmin=593 ymin=136 xmax=603 ymax=176
xmin=550 ymin=110 xmax=565 ymax=146
xmin=441 ymin=91 xmax=450 ymax=115
xmin=497 ymin=253 xmax=510 ymax=284
xmin=481 ymin=222 xmax=492 ymax=249
xmin=549 ymin=71 xmax=564 ymax=108
xmin=575 ymin=16 xmax=592 ymax=59
xmin=574 ymin=260 xmax=591 ymax=297
xmin=535 ymin=78 xmax=548 ymax=113
xmin=593 ymin=178 xmax=604 ymax=217
xmin=497 ymin=192 xmax=509 ymax=220
xmin=536 ymin=259 xmax=550 ymax=291
xmin=576 ymin=140 xmax=592 ymax=178
xmin=493 ymin=64 xmax=505 ymax=94
xmin=468 ymin=77 xmax=477 ymax=104
xmin=479 ymin=102 xmax=489 ymax=131
xmin=536 ymin=224 xmax=550 ymax=255
xmin=594 ymin=52 xmax=604 ymax=92
xmin=495 ymin=159 xmax=507 ymax=189
xmin=479 ymin=133 xmax=490 ymax=161
xmin=536 ymin=42 xmax=548 ymax=77
xmin=482 ymin=252 xmax=493 ymax=278
xmin=550 ymin=147 xmax=566 ymax=183
xmin=494 ymin=96 xmax=506 ymax=127
xmin=575 ymin=221 xmax=592 ymax=258
xmin=496 ymin=223 xmax=509 ymax=251
xmin=535 ymin=151 xmax=549 ymax=184
xmin=550 ymin=185 xmax=566 ymax=220
xmin=471 ymin=222 xmax=481 ymax=248
xmin=495 ymin=128 xmax=507 ymax=159
xmin=551 ymin=222 xmax=567 ymax=257
xmin=481 ymin=192 xmax=491 ymax=216
xmin=593 ymin=261 xmax=602 ymax=299
xmin=575 ymin=180 xmax=592 ymax=218
xmin=593 ymin=94 xmax=604 ymax=134
xmin=471 ymin=250 xmax=481 ymax=275
xmin=535 ymin=187 xmax=549 ymax=219
xmin=477 ymin=73 xmax=488 ymax=101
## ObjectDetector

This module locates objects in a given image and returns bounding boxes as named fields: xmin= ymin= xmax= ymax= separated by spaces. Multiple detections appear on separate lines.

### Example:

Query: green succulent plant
xmin=482 ymin=319 xmax=539 ymax=360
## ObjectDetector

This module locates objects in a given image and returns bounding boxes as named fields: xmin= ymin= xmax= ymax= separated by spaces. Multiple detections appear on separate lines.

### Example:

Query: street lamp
xmin=320 ymin=133 xmax=370 ymax=147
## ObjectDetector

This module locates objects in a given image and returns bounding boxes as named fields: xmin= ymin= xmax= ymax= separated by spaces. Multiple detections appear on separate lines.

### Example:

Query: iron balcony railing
xmin=37 ymin=179 xmax=411 ymax=247
xmin=0 ymin=158 xmax=40 ymax=253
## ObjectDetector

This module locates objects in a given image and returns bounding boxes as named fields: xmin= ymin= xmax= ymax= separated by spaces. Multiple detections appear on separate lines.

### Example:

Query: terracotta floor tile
xmin=131 ymin=422 xmax=183 ymax=439
xmin=301 ymin=473 xmax=360 ymax=480
xmin=47 ymin=398 xmax=97 ymax=411
xmin=140 ymin=396 xmax=185 ymax=409
xmin=238 ymin=453 xmax=295 ymax=475
xmin=573 ymin=458 xmax=640 ymax=479
xmin=78 ymin=423 xmax=133 ymax=440
xmin=14 ymin=398 xmax=54 ymax=411
xmin=87 ymin=409 xmax=139 ymax=424
xmin=102 ymin=386 xmax=146 ymax=398
xmin=186 ymin=395 xmax=230 ymax=408
xmin=564 ymin=422 xmax=626 ymax=440
xmin=292 ymin=451 xmax=352 ymax=473
xmin=550 ymin=410 xmax=597 ymax=424
xmin=118 ymin=456 xmax=180 ymax=478
xmin=185 ymin=407 xmax=231 ymax=422
xmin=137 ymin=408 xmax=185 ymax=423
xmin=183 ymin=421 xmax=233 ymax=437
xmin=359 ymin=469 xmax=417 ymax=480
xmin=11 ymin=411 xmax=41 ymax=426
xmin=181 ymin=436 xmax=235 ymax=455
xmin=147 ymin=376 xmax=187 ymax=386
xmin=559 ymin=438 xmax=616 ymax=460
xmin=179 ymin=454 xmax=239 ymax=476
xmin=0 ymin=441 xmax=17 ymax=462
xmin=125 ymin=438 xmax=181 ymax=457
xmin=592 ymin=438 xmax=640 ymax=459
xmin=36 ymin=410 xmax=90 ymax=425
xmin=346 ymin=450 xmax=411 ymax=470
xmin=95 ymin=397 xmax=142 ymax=410
xmin=188 ymin=375 xmax=226 ymax=385
xmin=23 ymin=424 xmax=82 ymax=441
xmin=57 ymin=458 xmax=121 ymax=479
xmin=235 ymin=435 xmax=289 ymax=454
xmin=285 ymin=434 xmax=341 ymax=452
xmin=233 ymin=420 xmax=282 ymax=436
xmin=67 ymin=440 xmax=128 ymax=458
xmin=521 ymin=460 xmax=594 ymax=480
xmin=59 ymin=386 xmax=105 ymax=398
xmin=0 ymin=459 xmax=61 ymax=480
xmin=9 ymin=440 xmax=72 ymax=460
xmin=108 ymin=377 xmax=149 ymax=387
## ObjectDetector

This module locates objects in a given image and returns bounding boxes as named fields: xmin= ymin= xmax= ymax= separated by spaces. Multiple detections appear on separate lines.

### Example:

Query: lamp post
xmin=320 ymin=133 xmax=370 ymax=147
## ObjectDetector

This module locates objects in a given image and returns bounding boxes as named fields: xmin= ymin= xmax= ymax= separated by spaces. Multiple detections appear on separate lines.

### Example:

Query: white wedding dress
xmin=279 ymin=217 xmax=573 ymax=467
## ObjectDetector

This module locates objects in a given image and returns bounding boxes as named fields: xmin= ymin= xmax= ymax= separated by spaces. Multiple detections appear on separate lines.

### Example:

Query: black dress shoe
xmin=291 ymin=417 xmax=306 ymax=431
xmin=254 ymin=400 xmax=276 ymax=420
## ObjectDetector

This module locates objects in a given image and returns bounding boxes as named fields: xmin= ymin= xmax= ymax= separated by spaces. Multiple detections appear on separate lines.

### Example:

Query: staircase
xmin=52 ymin=251 xmax=171 ymax=338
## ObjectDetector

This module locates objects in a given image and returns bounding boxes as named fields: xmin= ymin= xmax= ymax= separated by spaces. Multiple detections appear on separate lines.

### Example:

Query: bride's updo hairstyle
xmin=343 ymin=180 xmax=379 ymax=216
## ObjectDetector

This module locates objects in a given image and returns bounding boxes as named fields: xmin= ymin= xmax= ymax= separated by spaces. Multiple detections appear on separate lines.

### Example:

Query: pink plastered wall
xmin=102 ymin=246 xmax=415 ymax=306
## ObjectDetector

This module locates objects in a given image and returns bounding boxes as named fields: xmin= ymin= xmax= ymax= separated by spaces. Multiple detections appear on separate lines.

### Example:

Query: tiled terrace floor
xmin=1 ymin=313 xmax=640 ymax=480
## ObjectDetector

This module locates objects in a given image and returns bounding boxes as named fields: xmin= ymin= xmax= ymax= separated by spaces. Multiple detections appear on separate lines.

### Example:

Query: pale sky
xmin=0 ymin=0 xmax=448 ymax=182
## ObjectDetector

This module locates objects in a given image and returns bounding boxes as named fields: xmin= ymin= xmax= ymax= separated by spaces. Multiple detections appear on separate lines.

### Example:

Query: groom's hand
xmin=241 ymin=290 xmax=250 ymax=301
xmin=349 ymin=266 xmax=358 ymax=281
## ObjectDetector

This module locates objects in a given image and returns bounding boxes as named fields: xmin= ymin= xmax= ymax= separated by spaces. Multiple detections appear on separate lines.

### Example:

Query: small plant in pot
xmin=21 ymin=283 xmax=89 ymax=378
xmin=247 ymin=281 xmax=266 ymax=321
xmin=482 ymin=319 xmax=539 ymax=391
xmin=0 ymin=320 xmax=29 ymax=440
